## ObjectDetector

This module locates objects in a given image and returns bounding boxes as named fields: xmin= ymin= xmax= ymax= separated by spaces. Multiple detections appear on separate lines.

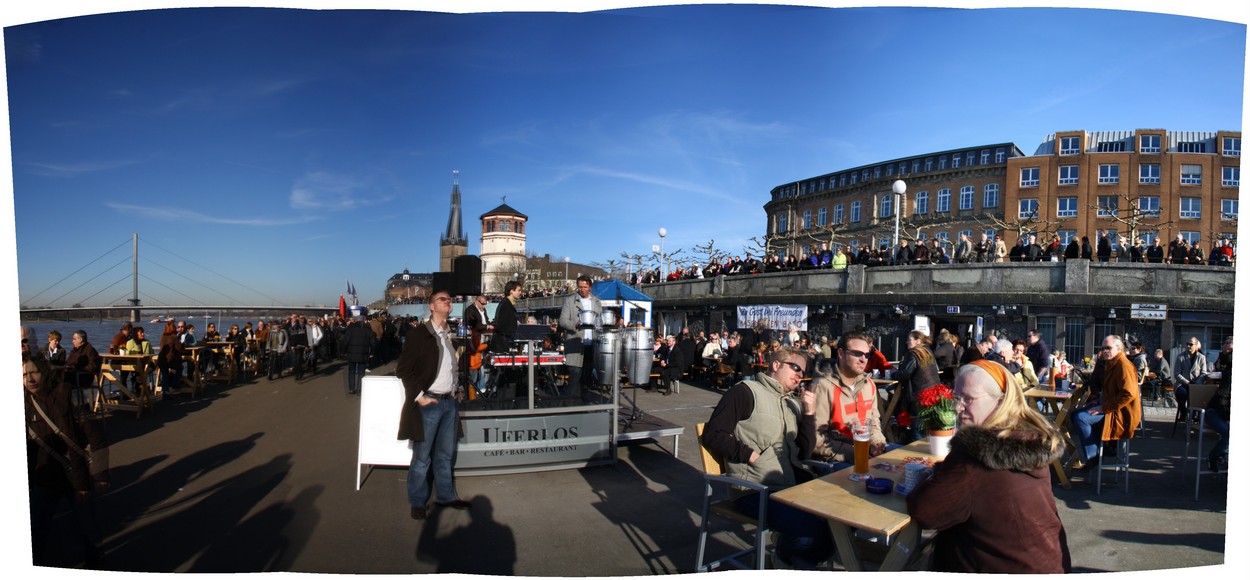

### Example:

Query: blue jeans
xmin=1073 ymin=407 xmax=1106 ymax=461
xmin=1206 ymin=412 xmax=1231 ymax=455
xmin=407 ymin=398 xmax=461 ymax=508
xmin=346 ymin=362 xmax=366 ymax=394
xmin=731 ymin=493 xmax=833 ymax=564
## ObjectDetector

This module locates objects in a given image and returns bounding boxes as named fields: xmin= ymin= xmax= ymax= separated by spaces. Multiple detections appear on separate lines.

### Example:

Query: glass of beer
xmin=849 ymin=423 xmax=872 ymax=481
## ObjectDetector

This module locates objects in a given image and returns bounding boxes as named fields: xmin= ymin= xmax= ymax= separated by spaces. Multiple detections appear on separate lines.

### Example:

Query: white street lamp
xmin=564 ymin=256 xmax=570 ymax=287
xmin=658 ymin=227 xmax=668 ymax=279
xmin=892 ymin=179 xmax=907 ymax=265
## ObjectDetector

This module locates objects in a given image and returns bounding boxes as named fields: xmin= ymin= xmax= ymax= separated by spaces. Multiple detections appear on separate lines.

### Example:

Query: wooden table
xmin=176 ymin=346 xmax=206 ymax=398
xmin=1024 ymin=384 xmax=1090 ymax=489
xmin=771 ymin=441 xmax=933 ymax=571
xmin=96 ymin=354 xmax=158 ymax=417
xmin=202 ymin=341 xmax=237 ymax=385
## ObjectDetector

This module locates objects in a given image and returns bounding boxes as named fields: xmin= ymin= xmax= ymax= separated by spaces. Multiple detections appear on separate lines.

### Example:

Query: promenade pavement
xmin=33 ymin=359 xmax=1235 ymax=574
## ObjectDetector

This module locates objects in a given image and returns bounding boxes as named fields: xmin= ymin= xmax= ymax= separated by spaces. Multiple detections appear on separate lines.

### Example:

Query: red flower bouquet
xmin=916 ymin=383 xmax=957 ymax=431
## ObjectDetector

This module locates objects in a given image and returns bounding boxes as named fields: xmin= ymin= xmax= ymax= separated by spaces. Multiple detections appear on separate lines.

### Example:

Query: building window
xmin=850 ymin=201 xmax=861 ymax=223
xmin=880 ymin=195 xmax=893 ymax=218
xmin=966 ymin=152 xmax=976 ymax=166
xmin=938 ymin=156 xmax=948 ymax=170
xmin=1221 ymin=199 xmax=1238 ymax=221
xmin=924 ymin=158 xmax=933 ymax=172
xmin=1140 ymin=134 xmax=1161 ymax=153
xmin=516 ymin=221 xmax=524 ymax=234
xmin=1064 ymin=319 xmax=1086 ymax=364
xmin=981 ymin=150 xmax=990 ymax=165
xmin=1139 ymin=196 xmax=1161 ymax=218
xmin=1098 ymin=164 xmax=1120 ymax=184
xmin=817 ymin=207 xmax=827 ymax=226
xmin=1018 ymin=199 xmax=1039 ymax=220
xmin=1179 ymin=141 xmax=1207 ymax=153
xmin=1140 ymin=163 xmax=1161 ymax=184
xmin=1223 ymin=137 xmax=1241 ymax=156
xmin=1181 ymin=164 xmax=1203 ymax=185
xmin=952 ymin=154 xmax=962 ymax=169
xmin=958 ymin=229 xmax=973 ymax=242
xmin=862 ymin=169 xmax=870 ymax=181
xmin=777 ymin=214 xmax=788 ymax=234
xmin=1223 ymin=166 xmax=1240 ymax=186
xmin=850 ymin=173 xmax=858 ymax=185
xmin=1058 ymin=229 xmax=1077 ymax=246
xmin=899 ymin=161 xmax=909 ymax=175
xmin=885 ymin=164 xmax=894 ymax=176
xmin=1059 ymin=165 xmax=1080 ymax=185
xmin=486 ymin=220 xmax=496 ymax=232
xmin=834 ymin=204 xmax=845 ymax=224
xmin=1057 ymin=197 xmax=1078 ymax=218
xmin=802 ymin=209 xmax=812 ymax=229
xmin=1180 ymin=197 xmax=1202 ymax=219
xmin=983 ymin=183 xmax=999 ymax=208
xmin=983 ymin=229 xmax=997 ymax=241
xmin=936 ymin=232 xmax=950 ymax=245
xmin=1020 ymin=167 xmax=1040 ymax=187
xmin=1180 ymin=231 xmax=1201 ymax=245
xmin=1060 ymin=136 xmax=1081 ymax=155
xmin=1097 ymin=196 xmax=1119 ymax=217
xmin=937 ymin=188 xmax=951 ymax=212
xmin=916 ymin=190 xmax=929 ymax=214
xmin=1097 ymin=140 xmax=1126 ymax=152
xmin=873 ymin=167 xmax=881 ymax=179
xmin=959 ymin=186 xmax=974 ymax=210
xmin=500 ymin=220 xmax=512 ymax=232
xmin=839 ymin=174 xmax=847 ymax=187
xmin=1139 ymin=230 xmax=1159 ymax=246
xmin=995 ymin=147 xmax=1006 ymax=163
xmin=913 ymin=160 xmax=921 ymax=173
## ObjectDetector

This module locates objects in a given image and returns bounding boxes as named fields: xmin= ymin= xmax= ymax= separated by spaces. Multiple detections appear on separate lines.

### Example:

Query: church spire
xmin=441 ymin=169 xmax=466 ymax=246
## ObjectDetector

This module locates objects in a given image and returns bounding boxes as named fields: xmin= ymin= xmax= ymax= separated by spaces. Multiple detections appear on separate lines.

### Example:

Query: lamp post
xmin=658 ymin=227 xmax=668 ymax=279
xmin=564 ymin=256 xmax=570 ymax=290
xmin=892 ymin=179 xmax=907 ymax=265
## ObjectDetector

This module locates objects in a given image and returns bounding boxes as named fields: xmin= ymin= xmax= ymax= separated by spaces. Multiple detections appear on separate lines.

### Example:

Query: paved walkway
xmin=39 ymin=361 xmax=1233 ymax=573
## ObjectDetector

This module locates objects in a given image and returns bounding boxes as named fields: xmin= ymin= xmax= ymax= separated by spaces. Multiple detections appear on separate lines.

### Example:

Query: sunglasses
xmin=843 ymin=349 xmax=870 ymax=359
xmin=782 ymin=361 xmax=805 ymax=376
xmin=1101 ymin=346 xmax=1115 ymax=351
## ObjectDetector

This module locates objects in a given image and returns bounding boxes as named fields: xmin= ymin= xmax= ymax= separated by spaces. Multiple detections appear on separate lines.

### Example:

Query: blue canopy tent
xmin=591 ymin=280 xmax=653 ymax=327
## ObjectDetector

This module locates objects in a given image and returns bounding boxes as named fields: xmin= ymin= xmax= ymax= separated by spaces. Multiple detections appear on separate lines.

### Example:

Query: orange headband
xmin=969 ymin=359 xmax=1008 ymax=392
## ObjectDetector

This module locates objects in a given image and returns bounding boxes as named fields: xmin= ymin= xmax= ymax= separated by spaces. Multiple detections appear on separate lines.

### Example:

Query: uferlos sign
xmin=737 ymin=304 xmax=809 ymax=331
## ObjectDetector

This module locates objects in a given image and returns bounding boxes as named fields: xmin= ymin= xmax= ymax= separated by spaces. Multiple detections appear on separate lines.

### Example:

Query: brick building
xmin=1003 ymin=129 xmax=1241 ymax=249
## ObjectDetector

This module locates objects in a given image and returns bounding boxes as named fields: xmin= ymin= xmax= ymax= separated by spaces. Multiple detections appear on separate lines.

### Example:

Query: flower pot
xmin=928 ymin=428 xmax=955 ymax=459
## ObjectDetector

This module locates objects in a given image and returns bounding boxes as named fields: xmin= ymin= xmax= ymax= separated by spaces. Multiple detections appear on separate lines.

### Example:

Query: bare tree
xmin=487 ymin=256 xmax=528 ymax=294
xmin=691 ymin=239 xmax=731 ymax=266
xmin=794 ymin=221 xmax=852 ymax=252
xmin=590 ymin=258 xmax=621 ymax=279
xmin=743 ymin=235 xmax=770 ymax=258
xmin=1086 ymin=192 xmax=1175 ymax=244
xmin=972 ymin=208 xmax=1055 ymax=242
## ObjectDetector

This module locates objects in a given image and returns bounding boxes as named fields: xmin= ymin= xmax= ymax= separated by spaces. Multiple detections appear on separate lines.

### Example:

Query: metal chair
xmin=1095 ymin=396 xmax=1142 ymax=495
xmin=1180 ymin=383 xmax=1221 ymax=500
xmin=694 ymin=423 xmax=770 ymax=571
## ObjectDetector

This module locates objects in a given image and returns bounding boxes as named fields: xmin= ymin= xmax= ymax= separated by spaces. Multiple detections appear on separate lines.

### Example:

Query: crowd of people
xmin=632 ymin=230 xmax=1236 ymax=283
xmin=698 ymin=323 xmax=1232 ymax=571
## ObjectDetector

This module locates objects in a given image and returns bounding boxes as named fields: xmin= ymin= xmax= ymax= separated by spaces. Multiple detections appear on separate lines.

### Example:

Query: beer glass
xmin=849 ymin=423 xmax=872 ymax=481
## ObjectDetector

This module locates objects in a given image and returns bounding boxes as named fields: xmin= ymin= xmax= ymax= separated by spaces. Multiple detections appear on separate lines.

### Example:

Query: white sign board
xmin=914 ymin=315 xmax=931 ymax=336
xmin=736 ymin=304 xmax=809 ymax=331
xmin=357 ymin=376 xmax=414 ymax=490
xmin=1131 ymin=303 xmax=1167 ymax=312
xmin=1131 ymin=309 xmax=1168 ymax=320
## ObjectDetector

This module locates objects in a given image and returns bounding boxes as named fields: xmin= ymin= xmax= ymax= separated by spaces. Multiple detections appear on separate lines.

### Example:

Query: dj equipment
xmin=489 ymin=353 xmax=566 ymax=367
xmin=452 ymin=255 xmax=482 ymax=296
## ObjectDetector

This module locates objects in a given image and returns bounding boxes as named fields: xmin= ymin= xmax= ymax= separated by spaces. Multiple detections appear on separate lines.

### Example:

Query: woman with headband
xmin=905 ymin=360 xmax=1072 ymax=573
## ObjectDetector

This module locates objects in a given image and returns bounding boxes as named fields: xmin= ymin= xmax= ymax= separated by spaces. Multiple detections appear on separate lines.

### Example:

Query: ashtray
xmin=866 ymin=478 xmax=894 ymax=495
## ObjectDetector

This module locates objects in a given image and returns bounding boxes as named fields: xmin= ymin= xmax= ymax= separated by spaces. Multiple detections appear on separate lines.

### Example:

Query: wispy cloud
xmin=555 ymin=164 xmax=748 ymax=205
xmin=23 ymin=158 xmax=144 ymax=177
xmin=289 ymin=171 xmax=390 ymax=211
xmin=107 ymin=203 xmax=319 ymax=226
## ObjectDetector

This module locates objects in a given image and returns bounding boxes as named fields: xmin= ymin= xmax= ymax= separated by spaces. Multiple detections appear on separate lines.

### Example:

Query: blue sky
xmin=4 ymin=2 xmax=1247 ymax=308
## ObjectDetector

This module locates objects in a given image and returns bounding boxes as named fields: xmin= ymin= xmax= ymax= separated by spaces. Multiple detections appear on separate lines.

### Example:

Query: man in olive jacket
xmin=395 ymin=288 xmax=470 ymax=520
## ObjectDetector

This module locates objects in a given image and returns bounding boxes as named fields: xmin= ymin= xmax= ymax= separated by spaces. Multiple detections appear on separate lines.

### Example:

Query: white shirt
xmin=426 ymin=325 xmax=457 ymax=396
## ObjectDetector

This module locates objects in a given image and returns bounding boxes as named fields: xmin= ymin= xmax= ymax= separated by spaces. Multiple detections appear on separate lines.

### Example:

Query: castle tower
xmin=439 ymin=170 xmax=468 ymax=272
xmin=479 ymin=200 xmax=528 ymax=293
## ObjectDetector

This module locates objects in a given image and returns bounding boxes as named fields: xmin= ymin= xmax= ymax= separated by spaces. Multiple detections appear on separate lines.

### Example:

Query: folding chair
xmin=694 ymin=423 xmax=770 ymax=571
xmin=1180 ymin=383 xmax=1221 ymax=500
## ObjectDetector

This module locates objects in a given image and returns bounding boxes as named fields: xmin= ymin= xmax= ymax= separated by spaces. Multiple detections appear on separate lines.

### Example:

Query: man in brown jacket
xmin=1071 ymin=335 xmax=1141 ymax=468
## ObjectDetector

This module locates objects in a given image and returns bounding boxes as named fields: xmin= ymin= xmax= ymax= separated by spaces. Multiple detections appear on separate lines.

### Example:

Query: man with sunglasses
xmin=1173 ymin=337 xmax=1208 ymax=413
xmin=811 ymin=331 xmax=889 ymax=466
xmin=1070 ymin=335 xmax=1141 ymax=471
xmin=701 ymin=345 xmax=833 ymax=568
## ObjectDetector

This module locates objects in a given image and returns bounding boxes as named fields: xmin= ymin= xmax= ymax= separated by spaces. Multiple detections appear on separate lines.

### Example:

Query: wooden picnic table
xmin=771 ymin=440 xmax=934 ymax=571
xmin=96 ymin=353 xmax=158 ymax=418
xmin=202 ymin=341 xmax=238 ymax=385
xmin=1024 ymin=384 xmax=1091 ymax=489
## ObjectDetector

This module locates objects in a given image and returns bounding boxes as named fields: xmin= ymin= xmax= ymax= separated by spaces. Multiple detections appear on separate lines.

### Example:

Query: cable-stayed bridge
xmin=19 ymin=233 xmax=342 ymax=321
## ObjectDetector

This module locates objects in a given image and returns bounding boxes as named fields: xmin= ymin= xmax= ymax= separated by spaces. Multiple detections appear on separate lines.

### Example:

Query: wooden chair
xmin=694 ymin=423 xmax=770 ymax=571
xmin=1180 ymin=383 xmax=1222 ymax=500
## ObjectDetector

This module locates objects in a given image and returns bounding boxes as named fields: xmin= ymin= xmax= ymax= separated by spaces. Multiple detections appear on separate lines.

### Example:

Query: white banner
xmin=737 ymin=304 xmax=809 ymax=331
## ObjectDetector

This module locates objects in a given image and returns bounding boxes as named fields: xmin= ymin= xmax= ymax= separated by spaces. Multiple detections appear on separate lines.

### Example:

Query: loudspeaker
xmin=453 ymin=255 xmax=482 ymax=296
xmin=431 ymin=272 xmax=456 ymax=295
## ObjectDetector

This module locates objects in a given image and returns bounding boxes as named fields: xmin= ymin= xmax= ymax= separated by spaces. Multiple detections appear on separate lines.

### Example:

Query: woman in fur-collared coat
xmin=907 ymin=361 xmax=1072 ymax=573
